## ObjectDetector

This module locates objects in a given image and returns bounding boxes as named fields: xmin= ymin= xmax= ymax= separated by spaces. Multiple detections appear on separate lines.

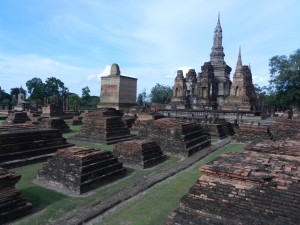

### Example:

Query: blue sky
xmin=0 ymin=0 xmax=299 ymax=97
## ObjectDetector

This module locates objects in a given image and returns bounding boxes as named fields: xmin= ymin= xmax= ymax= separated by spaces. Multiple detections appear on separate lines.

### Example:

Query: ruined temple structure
xmin=68 ymin=115 xmax=83 ymax=126
xmin=170 ymin=14 xmax=232 ymax=109
xmin=99 ymin=63 xmax=137 ymax=110
xmin=272 ymin=117 xmax=300 ymax=140
xmin=0 ymin=167 xmax=32 ymax=223
xmin=168 ymin=151 xmax=300 ymax=225
xmin=13 ymin=86 xmax=30 ymax=111
xmin=37 ymin=146 xmax=126 ymax=194
xmin=222 ymin=48 xmax=259 ymax=111
xmin=41 ymin=103 xmax=64 ymax=118
xmin=233 ymin=124 xmax=274 ymax=143
xmin=206 ymin=118 xmax=235 ymax=139
xmin=245 ymin=140 xmax=300 ymax=156
xmin=72 ymin=108 xmax=135 ymax=145
xmin=0 ymin=125 xmax=73 ymax=169
xmin=113 ymin=140 xmax=166 ymax=169
xmin=2 ymin=112 xmax=31 ymax=125
xmin=38 ymin=117 xmax=71 ymax=133
xmin=138 ymin=118 xmax=211 ymax=157
xmin=171 ymin=70 xmax=188 ymax=109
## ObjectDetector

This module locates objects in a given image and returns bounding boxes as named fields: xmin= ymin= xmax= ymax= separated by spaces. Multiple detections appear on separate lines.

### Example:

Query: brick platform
xmin=113 ymin=140 xmax=166 ymax=169
xmin=68 ymin=116 xmax=83 ymax=126
xmin=245 ymin=140 xmax=300 ymax=156
xmin=38 ymin=117 xmax=71 ymax=133
xmin=272 ymin=118 xmax=300 ymax=140
xmin=37 ymin=146 xmax=126 ymax=194
xmin=71 ymin=108 xmax=135 ymax=145
xmin=206 ymin=119 xmax=235 ymax=140
xmin=2 ymin=112 xmax=30 ymax=125
xmin=0 ymin=125 xmax=73 ymax=169
xmin=0 ymin=167 xmax=32 ymax=223
xmin=168 ymin=151 xmax=300 ymax=225
xmin=233 ymin=124 xmax=274 ymax=143
xmin=139 ymin=118 xmax=211 ymax=157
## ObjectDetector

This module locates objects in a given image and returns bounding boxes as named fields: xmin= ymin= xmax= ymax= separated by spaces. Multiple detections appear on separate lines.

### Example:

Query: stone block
xmin=37 ymin=146 xmax=126 ymax=194
xmin=113 ymin=139 xmax=166 ymax=169
xmin=138 ymin=118 xmax=211 ymax=157
xmin=72 ymin=108 xmax=135 ymax=145
xmin=2 ymin=112 xmax=30 ymax=125
xmin=38 ymin=117 xmax=71 ymax=133
xmin=168 ymin=151 xmax=300 ymax=225
xmin=0 ymin=125 xmax=73 ymax=169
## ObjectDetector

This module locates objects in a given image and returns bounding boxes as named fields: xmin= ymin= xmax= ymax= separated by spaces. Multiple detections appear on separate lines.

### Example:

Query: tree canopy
xmin=150 ymin=83 xmax=173 ymax=104
xmin=26 ymin=77 xmax=45 ymax=103
xmin=268 ymin=49 xmax=300 ymax=110
xmin=10 ymin=87 xmax=26 ymax=99
xmin=137 ymin=89 xmax=149 ymax=106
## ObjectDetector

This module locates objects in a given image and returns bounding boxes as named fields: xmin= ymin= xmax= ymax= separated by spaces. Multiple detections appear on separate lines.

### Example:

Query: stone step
xmin=181 ymin=129 xmax=207 ymax=142
xmin=185 ymin=135 xmax=210 ymax=149
xmin=0 ymin=144 xmax=74 ymax=169
xmin=186 ymin=139 xmax=211 ymax=157
xmin=0 ymin=142 xmax=70 ymax=161
xmin=79 ymin=168 xmax=126 ymax=194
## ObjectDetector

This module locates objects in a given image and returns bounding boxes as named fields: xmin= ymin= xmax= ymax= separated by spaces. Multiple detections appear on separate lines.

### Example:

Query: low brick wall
xmin=168 ymin=150 xmax=300 ymax=225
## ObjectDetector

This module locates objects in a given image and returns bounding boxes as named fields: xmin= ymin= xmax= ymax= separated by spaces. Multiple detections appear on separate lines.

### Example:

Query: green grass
xmin=98 ymin=143 xmax=244 ymax=225
xmin=13 ymin=156 xmax=180 ymax=225
xmin=11 ymin=122 xmax=244 ymax=225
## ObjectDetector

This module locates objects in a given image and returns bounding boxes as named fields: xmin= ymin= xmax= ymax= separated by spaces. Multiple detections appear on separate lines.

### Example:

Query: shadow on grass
xmin=20 ymin=186 xmax=67 ymax=210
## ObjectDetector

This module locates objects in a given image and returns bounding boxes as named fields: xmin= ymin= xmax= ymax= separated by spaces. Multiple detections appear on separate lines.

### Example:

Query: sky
xmin=0 ymin=0 xmax=299 ymax=97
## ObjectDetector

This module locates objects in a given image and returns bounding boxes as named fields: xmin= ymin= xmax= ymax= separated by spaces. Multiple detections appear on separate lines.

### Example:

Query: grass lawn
xmin=12 ymin=156 xmax=180 ymax=225
xmin=97 ymin=143 xmax=244 ymax=225
xmin=12 ymin=143 xmax=243 ymax=225
xmin=10 ymin=122 xmax=244 ymax=224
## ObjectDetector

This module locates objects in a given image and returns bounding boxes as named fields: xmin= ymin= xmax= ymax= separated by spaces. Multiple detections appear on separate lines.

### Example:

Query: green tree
xmin=45 ymin=77 xmax=65 ymax=100
xmin=10 ymin=87 xmax=26 ymax=99
xmin=81 ymin=86 xmax=91 ymax=102
xmin=0 ymin=89 xmax=12 ymax=104
xmin=68 ymin=93 xmax=80 ymax=110
xmin=150 ymin=83 xmax=173 ymax=104
xmin=81 ymin=86 xmax=91 ymax=109
xmin=254 ymin=84 xmax=279 ymax=112
xmin=90 ymin=96 xmax=99 ymax=109
xmin=137 ymin=89 xmax=148 ymax=106
xmin=26 ymin=77 xmax=45 ymax=105
xmin=269 ymin=49 xmax=300 ymax=110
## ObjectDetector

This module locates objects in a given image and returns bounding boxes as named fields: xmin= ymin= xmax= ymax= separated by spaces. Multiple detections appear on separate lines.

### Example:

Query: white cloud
xmin=86 ymin=65 xmax=111 ymax=82
xmin=98 ymin=65 xmax=111 ymax=78
xmin=1 ymin=0 xmax=299 ymax=96
xmin=0 ymin=53 xmax=101 ymax=95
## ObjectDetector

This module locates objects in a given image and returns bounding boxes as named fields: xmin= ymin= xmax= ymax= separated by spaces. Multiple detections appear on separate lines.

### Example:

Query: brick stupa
xmin=2 ymin=112 xmax=30 ymax=125
xmin=139 ymin=118 xmax=211 ymax=157
xmin=38 ymin=117 xmax=71 ymax=133
xmin=37 ymin=146 xmax=126 ymax=194
xmin=0 ymin=167 xmax=32 ymax=223
xmin=72 ymin=108 xmax=135 ymax=145
xmin=0 ymin=125 xmax=73 ymax=169
xmin=113 ymin=140 xmax=166 ymax=169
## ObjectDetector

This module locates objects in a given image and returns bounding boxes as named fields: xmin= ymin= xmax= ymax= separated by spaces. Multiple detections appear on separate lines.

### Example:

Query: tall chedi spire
xmin=210 ymin=12 xmax=225 ymax=65
xmin=235 ymin=46 xmax=243 ymax=72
